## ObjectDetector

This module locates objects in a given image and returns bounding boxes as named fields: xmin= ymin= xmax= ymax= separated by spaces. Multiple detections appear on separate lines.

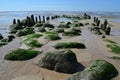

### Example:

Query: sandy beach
xmin=0 ymin=18 xmax=120 ymax=80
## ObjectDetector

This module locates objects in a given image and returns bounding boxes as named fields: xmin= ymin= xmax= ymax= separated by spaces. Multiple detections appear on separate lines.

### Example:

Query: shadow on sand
xmin=76 ymin=62 xmax=85 ymax=72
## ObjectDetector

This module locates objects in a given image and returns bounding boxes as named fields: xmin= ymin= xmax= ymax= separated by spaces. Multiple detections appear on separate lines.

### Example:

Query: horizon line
xmin=0 ymin=10 xmax=120 ymax=13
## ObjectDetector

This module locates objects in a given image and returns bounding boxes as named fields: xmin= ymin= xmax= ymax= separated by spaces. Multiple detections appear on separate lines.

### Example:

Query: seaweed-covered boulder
xmin=72 ymin=22 xmax=84 ymax=27
xmin=71 ymin=28 xmax=81 ymax=32
xmin=43 ymin=23 xmax=54 ymax=28
xmin=79 ymin=23 xmax=84 ymax=26
xmin=21 ymin=19 xmax=29 ymax=26
xmin=39 ymin=50 xmax=78 ymax=73
xmin=8 ymin=35 xmax=15 ymax=42
xmin=58 ymin=24 xmax=70 ymax=28
xmin=66 ymin=22 xmax=72 ymax=25
xmin=16 ymin=27 xmax=34 ymax=36
xmin=54 ymin=42 xmax=85 ymax=49
xmin=34 ymin=23 xmax=43 ymax=27
xmin=67 ymin=59 xmax=118 ymax=80
xmin=9 ymin=24 xmax=22 ymax=33
xmin=74 ymin=23 xmax=84 ymax=27
xmin=0 ymin=33 xmax=3 ymax=40
xmin=22 ymin=34 xmax=43 ymax=48
xmin=0 ymin=41 xmax=6 ymax=47
xmin=37 ymin=27 xmax=46 ymax=32
xmin=85 ymin=23 xmax=90 ymax=25
xmin=63 ymin=28 xmax=81 ymax=36
xmin=1 ymin=38 xmax=12 ymax=42
xmin=8 ymin=35 xmax=15 ymax=39
xmin=102 ymin=35 xmax=106 ymax=38
xmin=4 ymin=48 xmax=40 ymax=61
xmin=0 ymin=35 xmax=15 ymax=42
xmin=23 ymin=39 xmax=43 ymax=48
xmin=45 ymin=34 xmax=61 ymax=40
xmin=0 ymin=38 xmax=9 ymax=42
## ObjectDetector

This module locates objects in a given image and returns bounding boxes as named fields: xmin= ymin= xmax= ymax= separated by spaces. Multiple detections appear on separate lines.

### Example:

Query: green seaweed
xmin=54 ymin=42 xmax=85 ymax=49
xmin=4 ymin=48 xmax=40 ymax=61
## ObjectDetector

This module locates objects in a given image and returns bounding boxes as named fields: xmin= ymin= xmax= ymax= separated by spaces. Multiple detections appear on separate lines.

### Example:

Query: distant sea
xmin=0 ymin=11 xmax=120 ymax=36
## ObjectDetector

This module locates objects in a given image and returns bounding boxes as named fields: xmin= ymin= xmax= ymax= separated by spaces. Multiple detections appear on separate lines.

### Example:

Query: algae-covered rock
xmin=9 ymin=24 xmax=22 ymax=33
xmin=0 ymin=38 xmax=9 ymax=42
xmin=38 ymin=50 xmax=78 ymax=73
xmin=0 ymin=41 xmax=6 ymax=47
xmin=45 ymin=34 xmax=61 ymax=40
xmin=54 ymin=42 xmax=85 ymax=49
xmin=16 ymin=27 xmax=34 ymax=36
xmin=37 ymin=27 xmax=46 ymax=32
xmin=8 ymin=35 xmax=15 ymax=42
xmin=43 ymin=23 xmax=54 ymax=28
xmin=73 ymin=22 xmax=84 ymax=27
xmin=53 ymin=28 xmax=64 ymax=33
xmin=67 ymin=59 xmax=118 ymax=80
xmin=21 ymin=19 xmax=29 ymax=26
xmin=23 ymin=39 xmax=43 ymax=48
xmin=1 ymin=35 xmax=15 ymax=42
xmin=34 ymin=23 xmax=43 ymax=27
xmin=63 ymin=28 xmax=81 ymax=36
xmin=66 ymin=22 xmax=72 ymax=25
xmin=4 ymin=48 xmax=40 ymax=61
xmin=58 ymin=24 xmax=70 ymax=28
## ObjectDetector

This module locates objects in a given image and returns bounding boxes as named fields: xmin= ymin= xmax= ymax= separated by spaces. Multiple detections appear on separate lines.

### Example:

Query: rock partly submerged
xmin=67 ymin=59 xmax=118 ymax=80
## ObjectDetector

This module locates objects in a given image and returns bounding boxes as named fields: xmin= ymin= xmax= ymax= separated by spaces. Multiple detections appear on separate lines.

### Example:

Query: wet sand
xmin=0 ymin=19 xmax=120 ymax=80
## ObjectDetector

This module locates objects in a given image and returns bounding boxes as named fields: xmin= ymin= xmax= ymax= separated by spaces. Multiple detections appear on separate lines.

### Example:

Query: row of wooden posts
xmin=12 ymin=15 xmax=59 ymax=27
xmin=93 ymin=17 xmax=111 ymax=35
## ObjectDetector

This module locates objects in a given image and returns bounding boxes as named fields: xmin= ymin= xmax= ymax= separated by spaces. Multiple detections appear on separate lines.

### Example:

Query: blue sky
xmin=0 ymin=0 xmax=120 ymax=12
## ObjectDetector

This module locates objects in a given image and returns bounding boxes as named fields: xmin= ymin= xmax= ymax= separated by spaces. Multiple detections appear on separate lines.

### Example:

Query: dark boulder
xmin=1 ymin=35 xmax=15 ymax=42
xmin=16 ymin=27 xmax=34 ymax=36
xmin=8 ymin=35 xmax=15 ymax=42
xmin=21 ymin=19 xmax=29 ymax=26
xmin=9 ymin=24 xmax=22 ymax=33
xmin=0 ymin=42 xmax=6 ymax=47
xmin=67 ymin=59 xmax=118 ymax=80
xmin=54 ymin=42 xmax=85 ymax=49
xmin=37 ymin=27 xmax=46 ymax=32
xmin=43 ymin=23 xmax=54 ymax=28
xmin=53 ymin=28 xmax=64 ymax=33
xmin=58 ymin=24 xmax=70 ymax=28
xmin=34 ymin=23 xmax=43 ymax=27
xmin=38 ymin=50 xmax=78 ymax=73
xmin=63 ymin=28 xmax=81 ymax=36
xmin=45 ymin=34 xmax=61 ymax=40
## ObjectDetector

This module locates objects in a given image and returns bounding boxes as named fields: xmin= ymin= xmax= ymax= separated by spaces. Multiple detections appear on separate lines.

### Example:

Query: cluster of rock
xmin=4 ymin=13 xmax=118 ymax=80
xmin=39 ymin=50 xmax=118 ymax=80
